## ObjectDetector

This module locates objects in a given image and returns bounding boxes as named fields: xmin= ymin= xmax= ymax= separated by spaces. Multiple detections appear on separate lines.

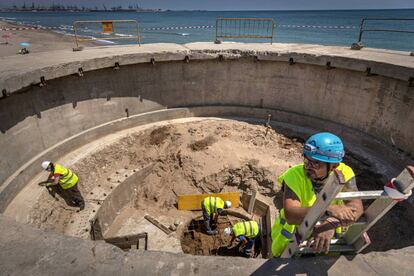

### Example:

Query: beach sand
xmin=0 ymin=21 xmax=78 ymax=57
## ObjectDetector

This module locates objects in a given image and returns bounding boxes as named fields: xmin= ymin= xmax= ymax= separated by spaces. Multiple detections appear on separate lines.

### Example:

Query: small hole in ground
xmin=181 ymin=217 xmax=262 ymax=258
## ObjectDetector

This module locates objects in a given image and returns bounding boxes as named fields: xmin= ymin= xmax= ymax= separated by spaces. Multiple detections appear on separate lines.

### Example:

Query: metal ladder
xmin=281 ymin=166 xmax=414 ymax=258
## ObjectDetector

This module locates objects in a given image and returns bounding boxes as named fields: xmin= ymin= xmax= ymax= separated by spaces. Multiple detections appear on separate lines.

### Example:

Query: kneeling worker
xmin=201 ymin=196 xmax=231 ymax=235
xmin=224 ymin=220 xmax=260 ymax=257
xmin=41 ymin=161 xmax=85 ymax=211
xmin=271 ymin=132 xmax=363 ymax=257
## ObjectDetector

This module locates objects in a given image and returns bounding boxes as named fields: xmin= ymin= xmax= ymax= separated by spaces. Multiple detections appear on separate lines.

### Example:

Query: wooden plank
xmin=177 ymin=192 xmax=240 ymax=210
xmin=225 ymin=209 xmax=251 ymax=220
xmin=248 ymin=190 xmax=257 ymax=214
xmin=144 ymin=215 xmax=172 ymax=235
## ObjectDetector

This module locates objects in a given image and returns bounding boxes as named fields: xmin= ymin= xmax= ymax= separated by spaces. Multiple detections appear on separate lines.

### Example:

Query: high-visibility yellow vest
xmin=271 ymin=163 xmax=355 ymax=257
xmin=233 ymin=221 xmax=259 ymax=239
xmin=54 ymin=163 xmax=78 ymax=190
xmin=202 ymin=196 xmax=225 ymax=216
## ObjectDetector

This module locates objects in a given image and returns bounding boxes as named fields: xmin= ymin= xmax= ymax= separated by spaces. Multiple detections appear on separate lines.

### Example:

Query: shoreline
xmin=0 ymin=20 xmax=109 ymax=57
xmin=0 ymin=20 xmax=76 ymax=57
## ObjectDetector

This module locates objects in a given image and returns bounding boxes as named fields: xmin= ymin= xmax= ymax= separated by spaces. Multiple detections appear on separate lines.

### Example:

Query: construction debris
xmin=144 ymin=215 xmax=172 ymax=235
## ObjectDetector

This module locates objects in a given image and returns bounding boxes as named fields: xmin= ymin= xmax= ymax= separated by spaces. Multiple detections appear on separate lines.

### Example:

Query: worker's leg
xmin=67 ymin=183 xmax=85 ymax=210
xmin=202 ymin=205 xmax=216 ymax=235
xmin=245 ymin=238 xmax=255 ymax=254
xmin=53 ymin=185 xmax=76 ymax=206
xmin=245 ymin=224 xmax=261 ymax=257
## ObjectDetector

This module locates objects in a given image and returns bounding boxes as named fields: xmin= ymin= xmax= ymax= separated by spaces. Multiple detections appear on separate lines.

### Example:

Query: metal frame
xmin=73 ymin=19 xmax=141 ymax=49
xmin=344 ymin=167 xmax=414 ymax=252
xmin=281 ymin=170 xmax=346 ymax=258
xmin=355 ymin=18 xmax=414 ymax=46
xmin=281 ymin=166 xmax=414 ymax=258
xmin=215 ymin=18 xmax=276 ymax=44
xmin=104 ymin=233 xmax=148 ymax=251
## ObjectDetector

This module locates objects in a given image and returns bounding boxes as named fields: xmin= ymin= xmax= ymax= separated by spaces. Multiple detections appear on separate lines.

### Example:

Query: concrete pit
xmin=4 ymin=119 xmax=411 ymax=255
xmin=1 ymin=43 xmax=413 ymax=274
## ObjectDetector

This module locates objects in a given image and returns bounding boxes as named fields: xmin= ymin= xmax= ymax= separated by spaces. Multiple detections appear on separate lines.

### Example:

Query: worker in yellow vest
xmin=41 ymin=161 xmax=85 ymax=211
xmin=271 ymin=132 xmax=364 ymax=257
xmin=224 ymin=220 xmax=260 ymax=257
xmin=201 ymin=196 xmax=232 ymax=235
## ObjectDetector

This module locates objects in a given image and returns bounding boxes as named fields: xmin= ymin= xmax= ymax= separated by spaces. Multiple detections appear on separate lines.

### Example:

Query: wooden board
xmin=177 ymin=192 xmax=240 ymax=210
xmin=144 ymin=215 xmax=172 ymax=235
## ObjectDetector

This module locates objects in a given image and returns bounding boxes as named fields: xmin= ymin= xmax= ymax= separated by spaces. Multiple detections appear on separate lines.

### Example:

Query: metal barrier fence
xmin=215 ymin=18 xmax=275 ymax=44
xmin=352 ymin=18 xmax=414 ymax=50
xmin=73 ymin=20 xmax=140 ymax=50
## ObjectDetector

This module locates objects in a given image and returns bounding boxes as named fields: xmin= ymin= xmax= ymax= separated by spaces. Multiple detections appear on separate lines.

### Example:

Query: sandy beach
xmin=0 ymin=21 xmax=77 ymax=57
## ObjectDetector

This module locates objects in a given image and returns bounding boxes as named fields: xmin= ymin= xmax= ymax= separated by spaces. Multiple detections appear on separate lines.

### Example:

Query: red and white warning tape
xmin=0 ymin=26 xmax=59 ymax=31
xmin=278 ymin=24 xmax=358 ymax=29
xmin=0 ymin=24 xmax=359 ymax=32
xmin=142 ymin=25 xmax=214 ymax=31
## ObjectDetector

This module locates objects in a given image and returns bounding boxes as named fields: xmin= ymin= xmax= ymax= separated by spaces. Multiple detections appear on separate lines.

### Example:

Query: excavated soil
xmin=28 ymin=119 xmax=302 ymax=233
xmin=25 ymin=118 xmax=414 ymax=253
xmin=181 ymin=216 xmax=261 ymax=257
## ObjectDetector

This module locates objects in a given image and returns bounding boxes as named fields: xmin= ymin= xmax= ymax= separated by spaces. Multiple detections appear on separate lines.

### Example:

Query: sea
xmin=0 ymin=9 xmax=413 ymax=51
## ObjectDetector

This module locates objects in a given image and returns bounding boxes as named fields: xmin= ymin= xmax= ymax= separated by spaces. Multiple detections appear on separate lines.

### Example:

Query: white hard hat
xmin=224 ymin=227 xmax=232 ymax=236
xmin=41 ymin=161 xmax=51 ymax=170
xmin=224 ymin=200 xmax=232 ymax=208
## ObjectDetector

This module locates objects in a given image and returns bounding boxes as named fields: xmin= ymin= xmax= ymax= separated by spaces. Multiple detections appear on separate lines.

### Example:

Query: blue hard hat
xmin=303 ymin=132 xmax=344 ymax=163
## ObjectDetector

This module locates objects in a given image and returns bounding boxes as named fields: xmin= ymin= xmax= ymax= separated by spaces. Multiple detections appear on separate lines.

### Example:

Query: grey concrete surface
xmin=1 ymin=43 xmax=413 ymax=203
xmin=1 ymin=214 xmax=414 ymax=276
xmin=0 ymin=42 xmax=413 ymax=275
xmin=94 ymin=164 xmax=155 ymax=235
xmin=1 ymin=105 xmax=409 ymax=213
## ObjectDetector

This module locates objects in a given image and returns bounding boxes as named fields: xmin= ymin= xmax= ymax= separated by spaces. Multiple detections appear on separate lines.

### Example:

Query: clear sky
xmin=1 ymin=0 xmax=414 ymax=10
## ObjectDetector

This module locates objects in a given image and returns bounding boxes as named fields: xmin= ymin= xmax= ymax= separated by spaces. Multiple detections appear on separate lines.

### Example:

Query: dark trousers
xmin=245 ymin=224 xmax=261 ymax=253
xmin=201 ymin=204 xmax=214 ymax=231
xmin=48 ymin=183 xmax=85 ymax=208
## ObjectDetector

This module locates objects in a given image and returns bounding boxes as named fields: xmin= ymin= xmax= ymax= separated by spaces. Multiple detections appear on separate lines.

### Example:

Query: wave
xmin=115 ymin=33 xmax=134 ymax=37
xmin=52 ymin=30 xmax=74 ymax=37
xmin=94 ymin=39 xmax=116 ymax=44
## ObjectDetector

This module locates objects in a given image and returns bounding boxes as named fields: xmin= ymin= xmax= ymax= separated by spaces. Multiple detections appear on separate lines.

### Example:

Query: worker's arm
xmin=48 ymin=174 xmax=60 ymax=185
xmin=283 ymin=182 xmax=311 ymax=225
xmin=236 ymin=235 xmax=247 ymax=245
xmin=213 ymin=213 xmax=219 ymax=222
xmin=326 ymin=177 xmax=363 ymax=226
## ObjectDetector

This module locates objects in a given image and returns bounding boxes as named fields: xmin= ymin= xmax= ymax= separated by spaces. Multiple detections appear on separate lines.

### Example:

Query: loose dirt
xmin=22 ymin=118 xmax=413 ymax=253
xmin=28 ymin=119 xmax=302 ymax=233
xmin=181 ymin=216 xmax=260 ymax=257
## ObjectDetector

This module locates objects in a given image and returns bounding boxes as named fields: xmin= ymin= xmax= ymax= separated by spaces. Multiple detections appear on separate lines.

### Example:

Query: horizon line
xmin=0 ymin=7 xmax=414 ymax=11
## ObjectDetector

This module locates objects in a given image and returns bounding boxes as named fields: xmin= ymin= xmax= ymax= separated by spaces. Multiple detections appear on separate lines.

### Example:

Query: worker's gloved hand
xmin=326 ymin=205 xmax=356 ymax=226
xmin=309 ymin=228 xmax=335 ymax=254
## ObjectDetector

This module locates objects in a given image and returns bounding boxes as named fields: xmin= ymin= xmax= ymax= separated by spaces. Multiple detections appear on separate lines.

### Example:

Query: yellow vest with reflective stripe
xmin=271 ymin=163 xmax=355 ymax=257
xmin=233 ymin=221 xmax=259 ymax=239
xmin=279 ymin=163 xmax=354 ymax=207
xmin=54 ymin=163 xmax=78 ymax=190
xmin=203 ymin=196 xmax=225 ymax=216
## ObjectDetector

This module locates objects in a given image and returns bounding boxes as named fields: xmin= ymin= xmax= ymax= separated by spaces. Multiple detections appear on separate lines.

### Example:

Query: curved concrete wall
xmin=0 ymin=43 xmax=413 ymax=211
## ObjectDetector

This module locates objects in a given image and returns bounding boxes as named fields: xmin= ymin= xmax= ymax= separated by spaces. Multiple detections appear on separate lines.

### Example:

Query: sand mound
xmin=29 ymin=119 xmax=303 ymax=231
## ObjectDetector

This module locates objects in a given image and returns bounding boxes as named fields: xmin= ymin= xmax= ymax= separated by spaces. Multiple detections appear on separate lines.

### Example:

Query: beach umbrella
xmin=20 ymin=42 xmax=31 ymax=47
